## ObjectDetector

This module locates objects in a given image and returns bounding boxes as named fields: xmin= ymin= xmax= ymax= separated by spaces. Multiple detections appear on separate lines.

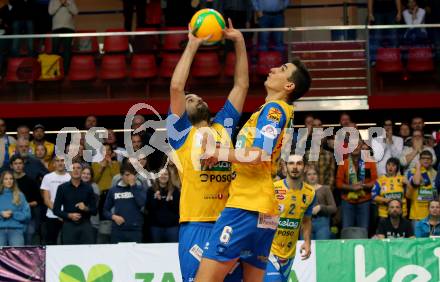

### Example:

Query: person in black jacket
xmin=10 ymin=155 xmax=43 ymax=245
xmin=9 ymin=0 xmax=35 ymax=56
xmin=146 ymin=166 xmax=180 ymax=243
xmin=53 ymin=161 xmax=97 ymax=245
xmin=103 ymin=163 xmax=147 ymax=243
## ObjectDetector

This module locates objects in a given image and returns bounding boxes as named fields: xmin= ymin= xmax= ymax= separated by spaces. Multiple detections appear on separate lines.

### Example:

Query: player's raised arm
xmin=169 ymin=30 xmax=208 ymax=117
xmin=223 ymin=19 xmax=249 ymax=113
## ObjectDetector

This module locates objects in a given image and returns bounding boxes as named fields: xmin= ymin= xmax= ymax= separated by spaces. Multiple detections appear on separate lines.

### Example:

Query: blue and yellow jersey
xmin=372 ymin=175 xmax=407 ymax=218
xmin=166 ymin=100 xmax=240 ymax=223
xmin=271 ymin=179 xmax=315 ymax=259
xmin=226 ymin=100 xmax=294 ymax=215
xmin=407 ymin=167 xmax=437 ymax=220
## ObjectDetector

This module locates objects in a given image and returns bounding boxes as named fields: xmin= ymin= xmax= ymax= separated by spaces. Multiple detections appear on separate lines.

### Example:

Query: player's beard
xmin=189 ymin=104 xmax=211 ymax=125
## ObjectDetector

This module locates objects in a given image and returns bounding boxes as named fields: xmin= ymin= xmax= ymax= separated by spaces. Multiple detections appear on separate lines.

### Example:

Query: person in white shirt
xmin=372 ymin=120 xmax=404 ymax=176
xmin=40 ymin=156 xmax=71 ymax=245
xmin=400 ymin=129 xmax=437 ymax=176
xmin=403 ymin=0 xmax=428 ymax=43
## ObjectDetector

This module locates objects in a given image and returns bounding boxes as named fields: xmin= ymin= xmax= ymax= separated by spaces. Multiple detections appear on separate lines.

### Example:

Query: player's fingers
xmin=201 ymin=34 xmax=212 ymax=42
xmin=228 ymin=18 xmax=234 ymax=29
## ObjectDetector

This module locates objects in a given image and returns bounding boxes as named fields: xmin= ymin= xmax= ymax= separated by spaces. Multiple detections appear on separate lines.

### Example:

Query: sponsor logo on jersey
xmin=203 ymin=193 xmax=226 ymax=200
xmin=267 ymin=107 xmax=282 ymax=123
xmin=278 ymin=218 xmax=300 ymax=230
xmin=199 ymin=161 xmax=232 ymax=172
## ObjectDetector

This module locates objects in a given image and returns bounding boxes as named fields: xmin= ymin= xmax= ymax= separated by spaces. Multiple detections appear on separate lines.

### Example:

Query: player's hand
xmin=112 ymin=214 xmax=125 ymax=225
xmin=300 ymin=242 xmax=311 ymax=260
xmin=188 ymin=25 xmax=212 ymax=47
xmin=200 ymin=131 xmax=219 ymax=170
xmin=223 ymin=18 xmax=244 ymax=43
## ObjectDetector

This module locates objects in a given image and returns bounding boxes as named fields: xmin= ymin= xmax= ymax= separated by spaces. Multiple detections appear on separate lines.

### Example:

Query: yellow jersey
xmin=271 ymin=179 xmax=315 ymax=259
xmin=372 ymin=175 xmax=407 ymax=218
xmin=226 ymin=100 xmax=294 ymax=215
xmin=167 ymin=100 xmax=240 ymax=223
xmin=407 ymin=167 xmax=437 ymax=220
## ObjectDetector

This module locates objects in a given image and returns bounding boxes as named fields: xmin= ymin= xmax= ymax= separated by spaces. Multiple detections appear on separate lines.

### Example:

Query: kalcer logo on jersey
xmin=267 ymin=107 xmax=282 ymax=123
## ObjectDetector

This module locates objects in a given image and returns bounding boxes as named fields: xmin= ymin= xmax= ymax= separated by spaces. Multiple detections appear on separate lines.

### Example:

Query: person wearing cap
xmin=30 ymin=124 xmax=55 ymax=163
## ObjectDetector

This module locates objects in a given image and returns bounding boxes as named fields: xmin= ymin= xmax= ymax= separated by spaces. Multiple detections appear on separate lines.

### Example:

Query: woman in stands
xmin=146 ymin=166 xmax=180 ymax=243
xmin=81 ymin=166 xmax=100 ymax=243
xmin=305 ymin=164 xmax=337 ymax=239
xmin=0 ymin=171 xmax=31 ymax=246
xmin=35 ymin=144 xmax=53 ymax=171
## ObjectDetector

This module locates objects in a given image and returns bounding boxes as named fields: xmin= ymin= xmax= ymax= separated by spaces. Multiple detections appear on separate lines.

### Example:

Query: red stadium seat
xmin=407 ymin=47 xmax=434 ymax=72
xmin=224 ymin=52 xmax=236 ymax=77
xmin=6 ymin=57 xmax=40 ymax=82
xmin=72 ymin=30 xmax=100 ymax=54
xmin=162 ymin=27 xmax=187 ymax=51
xmin=192 ymin=52 xmax=220 ymax=77
xmin=68 ymin=55 xmax=97 ymax=81
xmin=159 ymin=53 xmax=181 ymax=78
xmin=375 ymin=48 xmax=404 ymax=73
xmin=130 ymin=54 xmax=157 ymax=78
xmin=100 ymin=55 xmax=127 ymax=80
xmin=257 ymin=51 xmax=283 ymax=76
xmin=132 ymin=28 xmax=160 ymax=53
xmin=103 ymin=28 xmax=129 ymax=53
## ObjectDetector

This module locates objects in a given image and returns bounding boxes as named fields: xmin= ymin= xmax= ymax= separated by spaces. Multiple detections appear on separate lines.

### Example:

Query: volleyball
xmin=189 ymin=8 xmax=226 ymax=45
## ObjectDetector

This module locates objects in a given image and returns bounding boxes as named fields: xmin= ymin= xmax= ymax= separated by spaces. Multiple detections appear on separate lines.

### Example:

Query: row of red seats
xmin=6 ymin=51 xmax=283 ymax=83
xmin=375 ymin=47 xmax=435 ymax=73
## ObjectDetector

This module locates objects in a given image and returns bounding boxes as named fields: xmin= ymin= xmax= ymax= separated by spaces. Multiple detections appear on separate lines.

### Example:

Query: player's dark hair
xmin=288 ymin=57 xmax=311 ymax=103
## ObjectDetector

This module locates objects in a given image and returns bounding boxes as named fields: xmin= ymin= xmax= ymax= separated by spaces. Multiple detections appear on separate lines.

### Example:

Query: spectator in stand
xmin=167 ymin=159 xmax=181 ymax=190
xmin=103 ymin=163 xmax=147 ymax=243
xmin=403 ymin=0 xmax=428 ymax=44
xmin=53 ymin=161 xmax=96 ymax=244
xmin=11 ymin=137 xmax=48 ymax=183
xmin=399 ymin=122 xmax=411 ymax=147
xmin=66 ymin=143 xmax=87 ymax=168
xmin=400 ymin=129 xmax=436 ymax=175
xmin=0 ymin=118 xmax=16 ymax=171
xmin=406 ymin=151 xmax=437 ymax=223
xmin=372 ymin=119 xmax=403 ymax=176
xmin=9 ymin=0 xmax=36 ymax=57
xmin=0 ymin=2 xmax=10 ymax=77
xmin=411 ymin=117 xmax=428 ymax=138
xmin=252 ymin=0 xmax=289 ymax=52
xmin=415 ymin=199 xmax=440 ymax=237
xmin=163 ymin=0 xmax=194 ymax=27
xmin=215 ymin=0 xmax=253 ymax=34
xmin=0 ymin=170 xmax=30 ymax=246
xmin=92 ymin=143 xmax=120 ymax=193
xmin=424 ymin=0 xmax=440 ymax=60
xmin=337 ymin=141 xmax=378 ymax=231
xmin=339 ymin=112 xmax=352 ymax=128
xmin=368 ymin=0 xmax=402 ymax=62
xmin=372 ymin=158 xmax=408 ymax=220
xmin=49 ymin=0 xmax=78 ymax=73
xmin=30 ymin=124 xmax=54 ymax=163
xmin=111 ymin=155 xmax=153 ymax=190
xmin=84 ymin=115 xmax=97 ymax=130
xmin=40 ymin=155 xmax=71 ymax=245
xmin=122 ymin=0 xmax=145 ymax=31
xmin=376 ymin=199 xmax=414 ymax=238
xmin=34 ymin=144 xmax=52 ymax=170
xmin=10 ymin=155 xmax=42 ymax=245
xmin=146 ymin=166 xmax=180 ymax=243
xmin=80 ymin=166 xmax=100 ymax=243
xmin=105 ymin=129 xmax=126 ymax=163
xmin=304 ymin=165 xmax=336 ymax=240
xmin=16 ymin=125 xmax=30 ymax=140
xmin=35 ymin=0 xmax=51 ymax=38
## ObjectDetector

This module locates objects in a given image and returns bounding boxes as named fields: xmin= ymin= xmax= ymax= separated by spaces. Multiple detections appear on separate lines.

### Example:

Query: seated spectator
xmin=92 ymin=144 xmax=120 ymax=193
xmin=0 ymin=118 xmax=16 ymax=171
xmin=376 ymin=199 xmax=414 ymax=239
xmin=146 ymin=166 xmax=180 ymax=243
xmin=336 ymin=141 xmax=378 ymax=230
xmin=80 ymin=166 xmax=100 ymax=243
xmin=415 ymin=199 xmax=440 ymax=237
xmin=48 ymin=0 xmax=78 ymax=73
xmin=11 ymin=137 xmax=48 ymax=183
xmin=0 ymin=170 xmax=31 ymax=246
xmin=371 ymin=119 xmax=403 ymax=176
xmin=30 ymin=124 xmax=54 ymax=163
xmin=400 ymin=129 xmax=436 ymax=175
xmin=403 ymin=0 xmax=428 ymax=44
xmin=399 ymin=123 xmax=411 ymax=147
xmin=305 ymin=165 xmax=336 ymax=240
xmin=372 ymin=158 xmax=408 ymax=219
xmin=10 ymin=155 xmax=42 ymax=245
xmin=406 ymin=151 xmax=437 ymax=222
xmin=9 ymin=0 xmax=35 ymax=56
xmin=53 ymin=161 xmax=97 ymax=245
xmin=103 ymin=163 xmax=147 ymax=243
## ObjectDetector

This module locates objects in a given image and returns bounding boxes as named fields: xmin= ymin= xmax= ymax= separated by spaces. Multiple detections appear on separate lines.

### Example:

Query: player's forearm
xmin=170 ymin=41 xmax=198 ymax=93
xmin=302 ymin=217 xmax=312 ymax=244
xmin=233 ymin=38 xmax=249 ymax=91
xmin=223 ymin=147 xmax=269 ymax=165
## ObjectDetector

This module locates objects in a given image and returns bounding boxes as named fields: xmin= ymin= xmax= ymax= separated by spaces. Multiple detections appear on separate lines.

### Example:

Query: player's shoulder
xmin=274 ymin=178 xmax=286 ymax=189
xmin=303 ymin=182 xmax=315 ymax=195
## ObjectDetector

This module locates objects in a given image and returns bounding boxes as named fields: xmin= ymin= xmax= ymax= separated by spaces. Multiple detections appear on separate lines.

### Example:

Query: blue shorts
xmin=263 ymin=254 xmax=295 ymax=282
xmin=179 ymin=222 xmax=242 ymax=282
xmin=203 ymin=208 xmax=277 ymax=270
